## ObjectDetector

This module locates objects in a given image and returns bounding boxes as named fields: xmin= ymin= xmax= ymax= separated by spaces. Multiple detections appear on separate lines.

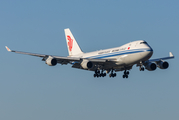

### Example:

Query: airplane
xmin=5 ymin=28 xmax=174 ymax=78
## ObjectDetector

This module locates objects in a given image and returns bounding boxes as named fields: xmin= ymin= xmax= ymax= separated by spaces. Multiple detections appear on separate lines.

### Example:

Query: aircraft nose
xmin=147 ymin=47 xmax=153 ymax=59
xmin=146 ymin=44 xmax=153 ymax=54
xmin=140 ymin=47 xmax=153 ymax=61
xmin=150 ymin=47 xmax=153 ymax=52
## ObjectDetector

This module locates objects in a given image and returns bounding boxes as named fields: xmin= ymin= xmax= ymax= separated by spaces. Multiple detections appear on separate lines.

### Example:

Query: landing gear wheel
xmin=142 ymin=67 xmax=144 ymax=71
xmin=123 ymin=70 xmax=129 ymax=78
xmin=113 ymin=73 xmax=116 ymax=77
xmin=109 ymin=73 xmax=116 ymax=78
xmin=94 ymin=74 xmax=96 ymax=77
xmin=103 ymin=73 xmax=106 ymax=76
xmin=123 ymin=75 xmax=128 ymax=78
xmin=94 ymin=69 xmax=106 ymax=78
xmin=140 ymin=67 xmax=145 ymax=71
xmin=111 ymin=74 xmax=114 ymax=78
xmin=109 ymin=69 xmax=117 ymax=78
xmin=126 ymin=75 xmax=128 ymax=78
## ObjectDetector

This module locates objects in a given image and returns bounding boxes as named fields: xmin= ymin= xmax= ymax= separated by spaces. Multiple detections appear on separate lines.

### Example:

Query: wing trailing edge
xmin=148 ymin=52 xmax=174 ymax=62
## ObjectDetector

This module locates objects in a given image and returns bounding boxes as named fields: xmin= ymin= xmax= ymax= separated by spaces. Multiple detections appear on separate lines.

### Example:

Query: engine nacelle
xmin=81 ymin=60 xmax=94 ymax=69
xmin=45 ymin=56 xmax=57 ymax=66
xmin=157 ymin=61 xmax=169 ymax=69
xmin=145 ymin=62 xmax=157 ymax=71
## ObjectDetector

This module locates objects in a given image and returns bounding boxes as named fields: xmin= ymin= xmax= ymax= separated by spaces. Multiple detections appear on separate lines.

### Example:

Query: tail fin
xmin=64 ymin=28 xmax=83 ymax=56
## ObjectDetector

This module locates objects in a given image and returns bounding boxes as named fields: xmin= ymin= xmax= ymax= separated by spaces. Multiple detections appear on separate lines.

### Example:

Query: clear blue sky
xmin=1 ymin=0 xmax=179 ymax=120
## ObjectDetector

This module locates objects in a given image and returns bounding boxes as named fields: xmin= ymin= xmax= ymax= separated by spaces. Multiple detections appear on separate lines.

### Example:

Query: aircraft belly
xmin=72 ymin=51 xmax=153 ymax=71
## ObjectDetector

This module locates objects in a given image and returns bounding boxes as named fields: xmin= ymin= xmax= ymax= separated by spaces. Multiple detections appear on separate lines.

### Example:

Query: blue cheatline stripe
xmin=85 ymin=48 xmax=152 ymax=59
xmin=94 ymin=50 xmax=151 ymax=59
xmin=88 ymin=48 xmax=149 ymax=59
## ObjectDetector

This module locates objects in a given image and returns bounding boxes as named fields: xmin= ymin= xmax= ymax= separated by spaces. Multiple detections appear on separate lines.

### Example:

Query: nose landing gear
xmin=139 ymin=66 xmax=145 ymax=71
xmin=138 ymin=61 xmax=145 ymax=71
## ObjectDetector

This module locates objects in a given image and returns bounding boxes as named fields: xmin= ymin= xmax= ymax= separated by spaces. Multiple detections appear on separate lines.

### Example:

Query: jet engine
xmin=157 ymin=61 xmax=169 ymax=69
xmin=145 ymin=62 xmax=157 ymax=71
xmin=45 ymin=56 xmax=57 ymax=66
xmin=81 ymin=59 xmax=94 ymax=69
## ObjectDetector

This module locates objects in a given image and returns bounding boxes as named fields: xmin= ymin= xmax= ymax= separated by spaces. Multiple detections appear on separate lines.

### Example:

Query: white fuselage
xmin=71 ymin=40 xmax=153 ymax=70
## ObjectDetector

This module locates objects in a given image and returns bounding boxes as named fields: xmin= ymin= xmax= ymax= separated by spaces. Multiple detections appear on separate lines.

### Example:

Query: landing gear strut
xmin=138 ymin=61 xmax=145 ymax=71
xmin=109 ymin=69 xmax=117 ymax=78
xmin=123 ymin=70 xmax=129 ymax=78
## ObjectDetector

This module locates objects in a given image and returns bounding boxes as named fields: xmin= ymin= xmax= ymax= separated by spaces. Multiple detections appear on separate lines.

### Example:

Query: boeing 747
xmin=5 ymin=28 xmax=174 ymax=78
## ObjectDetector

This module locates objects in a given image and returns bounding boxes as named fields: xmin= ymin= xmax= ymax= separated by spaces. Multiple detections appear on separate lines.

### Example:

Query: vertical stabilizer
xmin=64 ymin=28 xmax=83 ymax=56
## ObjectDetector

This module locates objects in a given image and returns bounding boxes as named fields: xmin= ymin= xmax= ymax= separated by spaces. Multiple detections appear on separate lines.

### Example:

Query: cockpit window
xmin=140 ymin=41 xmax=148 ymax=44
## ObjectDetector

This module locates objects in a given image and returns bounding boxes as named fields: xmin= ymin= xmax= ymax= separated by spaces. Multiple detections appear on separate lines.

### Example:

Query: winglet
xmin=169 ymin=52 xmax=174 ymax=57
xmin=5 ymin=46 xmax=12 ymax=52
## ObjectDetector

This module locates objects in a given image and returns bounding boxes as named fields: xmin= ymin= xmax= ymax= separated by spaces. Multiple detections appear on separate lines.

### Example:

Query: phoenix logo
xmin=67 ymin=35 xmax=73 ymax=51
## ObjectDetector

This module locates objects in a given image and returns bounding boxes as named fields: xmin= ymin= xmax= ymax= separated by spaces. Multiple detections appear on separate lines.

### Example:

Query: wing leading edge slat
xmin=148 ymin=52 xmax=174 ymax=62
xmin=5 ymin=46 xmax=115 ymax=65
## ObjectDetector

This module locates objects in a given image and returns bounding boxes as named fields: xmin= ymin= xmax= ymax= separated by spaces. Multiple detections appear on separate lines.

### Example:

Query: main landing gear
xmin=93 ymin=69 xmax=130 ymax=78
xmin=94 ymin=70 xmax=106 ymax=78
xmin=109 ymin=69 xmax=116 ymax=78
xmin=123 ymin=70 xmax=129 ymax=78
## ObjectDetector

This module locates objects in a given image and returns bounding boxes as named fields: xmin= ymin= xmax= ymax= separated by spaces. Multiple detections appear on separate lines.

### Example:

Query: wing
xmin=5 ymin=46 xmax=81 ymax=64
xmin=148 ymin=52 xmax=174 ymax=62
xmin=5 ymin=46 xmax=115 ymax=65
